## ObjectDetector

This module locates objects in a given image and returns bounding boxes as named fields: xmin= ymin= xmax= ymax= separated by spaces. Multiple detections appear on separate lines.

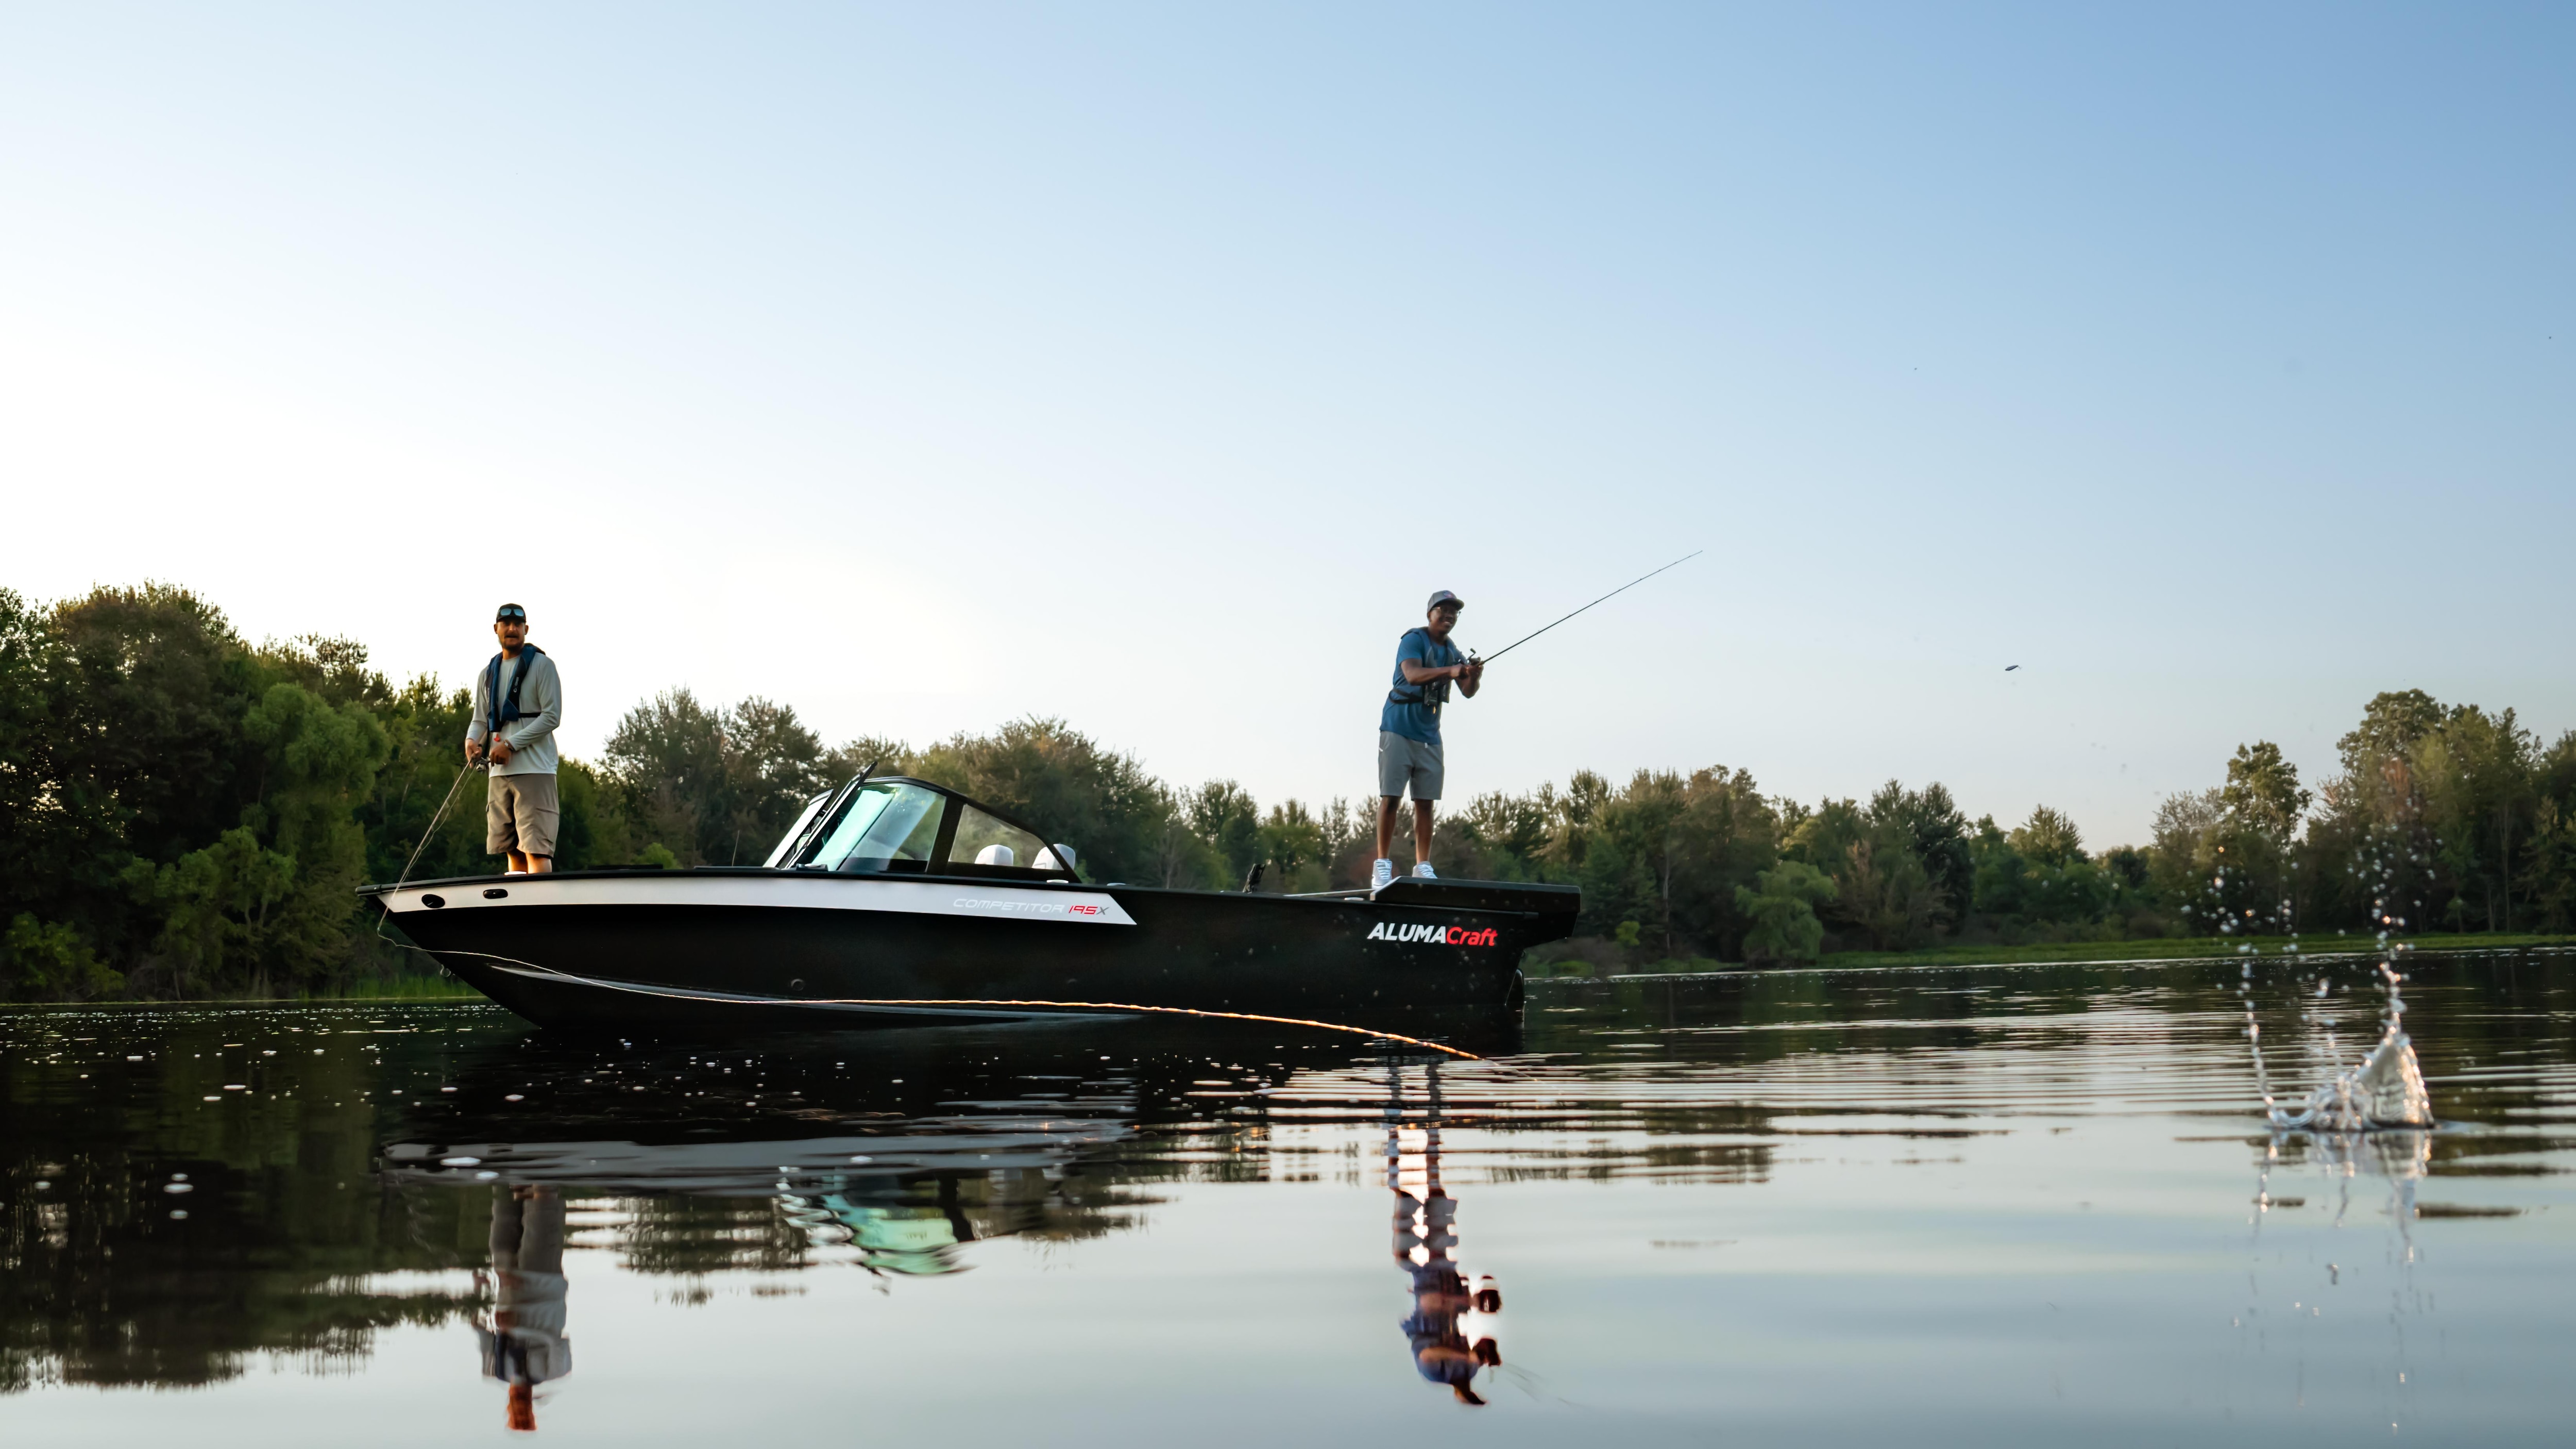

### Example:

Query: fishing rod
xmin=1469 ymin=550 xmax=1702 ymax=665
xmin=374 ymin=759 xmax=483 ymax=937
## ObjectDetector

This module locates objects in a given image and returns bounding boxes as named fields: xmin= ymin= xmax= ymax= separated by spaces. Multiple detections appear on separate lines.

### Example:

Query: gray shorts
xmin=487 ymin=771 xmax=561 ymax=858
xmin=1377 ymin=731 xmax=1444 ymax=801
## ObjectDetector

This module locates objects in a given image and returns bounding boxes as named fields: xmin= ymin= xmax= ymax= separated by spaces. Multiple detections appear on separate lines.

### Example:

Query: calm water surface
xmin=5 ymin=952 xmax=2573 ymax=1444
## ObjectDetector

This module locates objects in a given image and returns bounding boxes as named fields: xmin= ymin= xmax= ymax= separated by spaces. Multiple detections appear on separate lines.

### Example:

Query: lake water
xmin=5 ymin=951 xmax=2572 ymax=1445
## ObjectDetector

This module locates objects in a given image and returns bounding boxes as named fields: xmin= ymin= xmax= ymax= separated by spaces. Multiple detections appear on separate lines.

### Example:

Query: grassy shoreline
xmin=0 ymin=973 xmax=484 ymax=1009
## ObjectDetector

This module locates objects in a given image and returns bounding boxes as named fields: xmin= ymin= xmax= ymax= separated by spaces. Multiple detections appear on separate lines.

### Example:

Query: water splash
xmin=2236 ymin=830 xmax=2435 ymax=1132
xmin=2264 ymin=980 xmax=2433 ymax=1131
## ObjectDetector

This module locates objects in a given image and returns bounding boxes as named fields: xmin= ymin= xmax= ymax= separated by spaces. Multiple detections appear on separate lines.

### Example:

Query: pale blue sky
xmin=3 ymin=4 xmax=2567 ymax=846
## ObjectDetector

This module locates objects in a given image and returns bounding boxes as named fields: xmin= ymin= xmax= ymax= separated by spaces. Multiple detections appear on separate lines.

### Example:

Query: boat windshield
xmin=801 ymin=781 xmax=947 ymax=873
xmin=948 ymin=803 xmax=1050 ymax=874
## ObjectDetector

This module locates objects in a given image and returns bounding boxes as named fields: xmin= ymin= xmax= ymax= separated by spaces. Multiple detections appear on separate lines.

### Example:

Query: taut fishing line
xmin=377 ymin=762 xmax=478 ymax=938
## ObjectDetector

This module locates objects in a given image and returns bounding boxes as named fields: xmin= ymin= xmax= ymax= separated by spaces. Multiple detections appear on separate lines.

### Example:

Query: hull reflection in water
xmin=375 ymin=1020 xmax=1523 ymax=1412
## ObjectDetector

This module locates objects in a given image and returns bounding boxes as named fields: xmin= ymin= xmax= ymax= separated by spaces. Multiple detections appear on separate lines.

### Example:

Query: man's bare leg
xmin=1377 ymin=796 xmax=1402 ymax=862
xmin=505 ymin=849 xmax=530 ymax=873
xmin=1412 ymin=800 xmax=1436 ymax=871
xmin=529 ymin=856 xmax=554 ymax=874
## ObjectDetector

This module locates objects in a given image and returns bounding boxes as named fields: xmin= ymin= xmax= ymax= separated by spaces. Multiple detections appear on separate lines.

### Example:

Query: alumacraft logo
xmin=1367 ymin=921 xmax=1499 ymax=947
xmin=953 ymin=898 xmax=1108 ymax=919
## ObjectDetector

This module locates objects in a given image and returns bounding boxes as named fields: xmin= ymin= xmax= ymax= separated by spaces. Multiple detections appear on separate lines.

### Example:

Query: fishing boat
xmin=363 ymin=772 xmax=1577 ymax=1035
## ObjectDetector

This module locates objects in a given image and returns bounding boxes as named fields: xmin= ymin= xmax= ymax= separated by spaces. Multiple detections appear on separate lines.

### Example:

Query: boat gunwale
xmin=357 ymin=865 xmax=1574 ymax=916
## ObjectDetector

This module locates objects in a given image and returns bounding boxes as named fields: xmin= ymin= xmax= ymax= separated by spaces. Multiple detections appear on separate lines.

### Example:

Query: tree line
xmin=4 ymin=583 xmax=2572 ymax=999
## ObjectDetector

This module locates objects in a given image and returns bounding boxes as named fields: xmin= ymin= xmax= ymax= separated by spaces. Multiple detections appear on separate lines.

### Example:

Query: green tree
xmin=128 ymin=681 xmax=388 ymax=993
xmin=909 ymin=717 xmax=1173 ymax=885
xmin=1788 ymin=782 xmax=1960 ymax=950
xmin=1185 ymin=781 xmax=1263 ymax=887
xmin=2337 ymin=689 xmax=2445 ymax=781
xmin=1870 ymin=781 xmax=1974 ymax=921
xmin=2410 ymin=705 xmax=2535 ymax=931
xmin=603 ymin=689 xmax=829 ymax=866
xmin=2009 ymin=805 xmax=2085 ymax=867
xmin=0 ymin=912 xmax=122 ymax=1000
xmin=2223 ymin=742 xmax=2312 ymax=840
xmin=1257 ymin=800 xmax=1328 ymax=892
xmin=1736 ymin=861 xmax=1835 ymax=964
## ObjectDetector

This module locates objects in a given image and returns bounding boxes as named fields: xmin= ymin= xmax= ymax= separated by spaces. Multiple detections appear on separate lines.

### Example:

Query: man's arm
xmin=1398 ymin=659 xmax=1471 ymax=684
xmin=464 ymin=670 xmax=490 ymax=762
xmin=1459 ymin=658 xmax=1482 ymax=698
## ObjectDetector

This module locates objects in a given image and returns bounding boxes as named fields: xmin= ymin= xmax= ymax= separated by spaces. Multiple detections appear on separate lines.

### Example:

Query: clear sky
xmin=3 ymin=4 xmax=2568 ymax=847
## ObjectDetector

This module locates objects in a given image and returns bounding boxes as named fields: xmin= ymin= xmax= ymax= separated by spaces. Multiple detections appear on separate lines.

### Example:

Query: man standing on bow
xmin=466 ymin=602 xmax=564 ymax=875
xmin=1373 ymin=590 xmax=1482 ymax=892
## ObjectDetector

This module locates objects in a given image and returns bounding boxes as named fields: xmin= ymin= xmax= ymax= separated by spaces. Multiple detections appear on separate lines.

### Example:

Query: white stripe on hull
xmin=381 ymin=873 xmax=1136 ymax=926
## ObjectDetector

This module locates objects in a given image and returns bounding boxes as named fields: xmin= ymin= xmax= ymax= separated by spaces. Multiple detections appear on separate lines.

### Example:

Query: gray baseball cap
xmin=1427 ymin=590 xmax=1465 ymax=613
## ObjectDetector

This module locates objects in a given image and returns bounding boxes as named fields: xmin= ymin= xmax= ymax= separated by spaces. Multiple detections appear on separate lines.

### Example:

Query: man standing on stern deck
xmin=1374 ymin=591 xmax=1482 ymax=893
xmin=466 ymin=603 xmax=564 ymax=875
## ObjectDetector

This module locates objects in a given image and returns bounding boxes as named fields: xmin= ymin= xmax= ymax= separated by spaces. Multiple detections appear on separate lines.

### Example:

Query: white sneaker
xmin=1413 ymin=862 xmax=1438 ymax=879
xmin=1370 ymin=858 xmax=1395 ymax=892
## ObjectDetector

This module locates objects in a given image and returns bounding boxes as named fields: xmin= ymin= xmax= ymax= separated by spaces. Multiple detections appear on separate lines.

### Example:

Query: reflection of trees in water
xmin=19 ymin=957 xmax=2563 ymax=1395
xmin=532 ymin=1167 xmax=1176 ymax=1287
xmin=0 ymin=1012 xmax=487 ymax=1393
xmin=607 ymin=1194 xmax=822 ymax=1278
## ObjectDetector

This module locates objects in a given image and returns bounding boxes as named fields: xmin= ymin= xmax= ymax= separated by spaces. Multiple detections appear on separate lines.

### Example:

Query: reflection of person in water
xmin=1387 ymin=1062 xmax=1501 ymax=1406
xmin=478 ymin=1186 xmax=572 ymax=1432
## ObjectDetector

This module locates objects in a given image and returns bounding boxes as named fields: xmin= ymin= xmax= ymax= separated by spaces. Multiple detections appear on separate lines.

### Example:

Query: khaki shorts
xmin=1378 ymin=731 xmax=1444 ymax=801
xmin=486 ymin=771 xmax=561 ymax=858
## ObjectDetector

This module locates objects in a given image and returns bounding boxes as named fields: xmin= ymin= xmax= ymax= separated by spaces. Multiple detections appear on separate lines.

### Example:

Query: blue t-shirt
xmin=1381 ymin=628 xmax=1464 ymax=745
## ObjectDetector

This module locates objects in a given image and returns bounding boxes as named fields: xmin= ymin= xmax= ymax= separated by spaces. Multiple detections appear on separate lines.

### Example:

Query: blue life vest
xmin=485 ymin=646 xmax=547 ymax=736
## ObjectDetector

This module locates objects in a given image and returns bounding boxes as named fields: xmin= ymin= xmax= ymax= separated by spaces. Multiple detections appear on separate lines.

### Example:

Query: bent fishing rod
xmin=1468 ymin=549 xmax=1701 ymax=666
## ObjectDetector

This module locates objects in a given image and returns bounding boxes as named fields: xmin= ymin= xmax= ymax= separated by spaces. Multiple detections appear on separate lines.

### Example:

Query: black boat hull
xmin=367 ymin=870 xmax=1575 ymax=1036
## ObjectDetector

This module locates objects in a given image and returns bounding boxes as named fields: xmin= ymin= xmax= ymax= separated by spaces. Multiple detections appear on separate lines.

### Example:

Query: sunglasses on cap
xmin=495 ymin=604 xmax=528 ymax=622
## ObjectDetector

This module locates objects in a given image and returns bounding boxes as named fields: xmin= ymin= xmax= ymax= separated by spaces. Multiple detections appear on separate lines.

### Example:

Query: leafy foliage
xmin=10 ymin=581 xmax=2576 ymax=997
xmin=1736 ymin=861 xmax=1835 ymax=964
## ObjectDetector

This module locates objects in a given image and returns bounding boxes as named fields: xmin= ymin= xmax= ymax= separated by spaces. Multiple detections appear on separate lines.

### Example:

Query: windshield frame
xmin=781 ymin=776 xmax=1081 ymax=883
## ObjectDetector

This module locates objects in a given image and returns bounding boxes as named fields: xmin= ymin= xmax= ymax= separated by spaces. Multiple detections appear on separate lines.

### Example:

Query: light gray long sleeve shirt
xmin=466 ymin=649 xmax=563 ymax=777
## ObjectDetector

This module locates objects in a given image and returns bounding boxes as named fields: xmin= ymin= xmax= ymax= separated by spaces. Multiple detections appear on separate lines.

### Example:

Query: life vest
xmin=1385 ymin=628 xmax=1457 ymax=715
xmin=485 ymin=646 xmax=547 ymax=736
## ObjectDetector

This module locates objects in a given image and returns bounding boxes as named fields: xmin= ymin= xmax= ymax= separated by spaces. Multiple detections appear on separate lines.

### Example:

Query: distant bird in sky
xmin=2006 ymin=665 xmax=2021 ymax=671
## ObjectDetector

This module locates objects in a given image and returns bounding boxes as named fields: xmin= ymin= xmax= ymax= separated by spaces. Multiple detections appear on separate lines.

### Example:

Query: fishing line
xmin=408 ymin=943 xmax=1489 ymax=1060
xmin=377 ymin=762 xmax=479 ymax=937
xmin=1471 ymin=549 xmax=1701 ymax=666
